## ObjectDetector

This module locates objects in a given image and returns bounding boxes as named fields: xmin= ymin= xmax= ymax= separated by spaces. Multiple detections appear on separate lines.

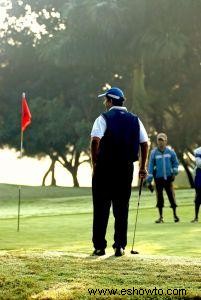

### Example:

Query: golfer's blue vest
xmin=97 ymin=109 xmax=140 ymax=163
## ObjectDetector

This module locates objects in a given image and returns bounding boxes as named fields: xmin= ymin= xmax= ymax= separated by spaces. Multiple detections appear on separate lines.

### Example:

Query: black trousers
xmin=195 ymin=188 xmax=201 ymax=204
xmin=155 ymin=177 xmax=177 ymax=208
xmin=92 ymin=162 xmax=133 ymax=250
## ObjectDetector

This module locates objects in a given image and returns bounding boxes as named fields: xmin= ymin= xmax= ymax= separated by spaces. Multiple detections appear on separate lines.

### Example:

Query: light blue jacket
xmin=146 ymin=147 xmax=179 ymax=183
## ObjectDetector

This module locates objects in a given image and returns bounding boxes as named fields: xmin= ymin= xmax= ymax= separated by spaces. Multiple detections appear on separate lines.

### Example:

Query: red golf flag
xmin=21 ymin=93 xmax=31 ymax=131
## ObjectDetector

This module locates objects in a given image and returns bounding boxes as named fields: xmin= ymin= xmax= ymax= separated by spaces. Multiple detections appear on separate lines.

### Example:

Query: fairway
xmin=0 ymin=184 xmax=200 ymax=256
xmin=0 ymin=184 xmax=200 ymax=299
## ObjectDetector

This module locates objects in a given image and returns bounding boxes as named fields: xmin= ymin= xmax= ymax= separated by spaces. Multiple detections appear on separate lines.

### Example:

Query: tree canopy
xmin=0 ymin=0 xmax=201 ymax=186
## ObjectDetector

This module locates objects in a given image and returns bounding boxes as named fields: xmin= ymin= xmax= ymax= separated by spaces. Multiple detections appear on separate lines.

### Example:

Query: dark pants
xmin=92 ymin=162 xmax=133 ymax=250
xmin=195 ymin=188 xmax=201 ymax=205
xmin=155 ymin=177 xmax=177 ymax=208
xmin=194 ymin=188 xmax=201 ymax=219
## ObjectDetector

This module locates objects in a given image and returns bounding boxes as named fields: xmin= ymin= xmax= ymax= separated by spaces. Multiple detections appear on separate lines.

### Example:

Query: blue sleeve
xmin=146 ymin=150 xmax=156 ymax=183
xmin=171 ymin=150 xmax=179 ymax=175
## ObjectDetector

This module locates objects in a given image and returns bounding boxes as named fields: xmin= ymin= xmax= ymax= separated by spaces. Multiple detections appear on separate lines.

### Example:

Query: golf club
xmin=131 ymin=177 xmax=143 ymax=255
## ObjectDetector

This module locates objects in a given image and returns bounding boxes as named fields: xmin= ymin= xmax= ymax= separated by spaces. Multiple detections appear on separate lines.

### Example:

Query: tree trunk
xmin=72 ymin=171 xmax=79 ymax=187
xmin=51 ymin=159 xmax=57 ymax=186
xmin=179 ymin=155 xmax=194 ymax=188
xmin=42 ymin=157 xmax=57 ymax=186
xmin=72 ymin=151 xmax=80 ymax=187
xmin=57 ymin=151 xmax=80 ymax=187
xmin=42 ymin=164 xmax=51 ymax=186
xmin=131 ymin=61 xmax=147 ymax=112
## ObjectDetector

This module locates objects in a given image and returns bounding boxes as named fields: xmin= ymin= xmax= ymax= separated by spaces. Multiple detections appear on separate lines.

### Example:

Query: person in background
xmin=146 ymin=133 xmax=180 ymax=223
xmin=90 ymin=87 xmax=148 ymax=256
xmin=191 ymin=146 xmax=201 ymax=223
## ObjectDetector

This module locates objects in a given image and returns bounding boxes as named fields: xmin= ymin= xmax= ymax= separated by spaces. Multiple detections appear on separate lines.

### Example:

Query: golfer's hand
xmin=139 ymin=168 xmax=148 ymax=179
xmin=92 ymin=162 xmax=97 ymax=176
xmin=148 ymin=183 xmax=154 ymax=193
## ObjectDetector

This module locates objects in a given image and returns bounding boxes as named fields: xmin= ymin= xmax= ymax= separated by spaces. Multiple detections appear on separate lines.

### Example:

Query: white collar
xmin=109 ymin=106 xmax=127 ymax=111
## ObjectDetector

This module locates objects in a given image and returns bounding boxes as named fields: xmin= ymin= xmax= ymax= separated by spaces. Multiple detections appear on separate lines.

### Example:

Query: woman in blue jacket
xmin=191 ymin=147 xmax=201 ymax=223
xmin=146 ymin=133 xmax=180 ymax=223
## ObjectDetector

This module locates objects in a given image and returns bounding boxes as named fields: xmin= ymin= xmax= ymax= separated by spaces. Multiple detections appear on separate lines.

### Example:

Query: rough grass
xmin=0 ymin=251 xmax=200 ymax=300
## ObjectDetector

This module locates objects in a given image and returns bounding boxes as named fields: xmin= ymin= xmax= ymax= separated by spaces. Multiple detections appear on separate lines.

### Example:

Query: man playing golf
xmin=191 ymin=146 xmax=201 ymax=223
xmin=146 ymin=133 xmax=180 ymax=223
xmin=90 ymin=87 xmax=148 ymax=256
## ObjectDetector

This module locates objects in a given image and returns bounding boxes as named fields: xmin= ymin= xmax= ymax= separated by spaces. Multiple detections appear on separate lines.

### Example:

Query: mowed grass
xmin=0 ymin=184 xmax=200 ymax=299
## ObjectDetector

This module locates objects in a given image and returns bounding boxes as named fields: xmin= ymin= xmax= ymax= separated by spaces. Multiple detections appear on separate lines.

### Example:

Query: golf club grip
xmin=139 ymin=178 xmax=143 ymax=197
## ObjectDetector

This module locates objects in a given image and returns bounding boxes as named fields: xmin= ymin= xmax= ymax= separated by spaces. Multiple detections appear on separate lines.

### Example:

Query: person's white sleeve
xmin=138 ymin=119 xmax=148 ymax=143
xmin=194 ymin=147 xmax=201 ymax=168
xmin=91 ymin=115 xmax=106 ymax=138
xmin=195 ymin=157 xmax=201 ymax=168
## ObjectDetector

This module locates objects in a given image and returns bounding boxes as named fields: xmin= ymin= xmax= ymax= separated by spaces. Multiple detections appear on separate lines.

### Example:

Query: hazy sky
xmin=0 ymin=149 xmax=92 ymax=186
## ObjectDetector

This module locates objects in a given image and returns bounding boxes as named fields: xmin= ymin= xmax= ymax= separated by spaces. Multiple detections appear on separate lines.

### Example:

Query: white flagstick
xmin=17 ymin=93 xmax=25 ymax=232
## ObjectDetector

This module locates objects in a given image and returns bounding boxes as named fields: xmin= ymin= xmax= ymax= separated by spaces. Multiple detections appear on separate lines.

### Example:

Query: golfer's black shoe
xmin=155 ymin=217 xmax=164 ymax=223
xmin=114 ymin=247 xmax=125 ymax=257
xmin=191 ymin=218 xmax=198 ymax=223
xmin=92 ymin=249 xmax=105 ymax=256
xmin=174 ymin=216 xmax=180 ymax=223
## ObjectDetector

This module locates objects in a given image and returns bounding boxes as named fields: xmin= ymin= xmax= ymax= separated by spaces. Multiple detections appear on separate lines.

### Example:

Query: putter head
xmin=130 ymin=250 xmax=139 ymax=255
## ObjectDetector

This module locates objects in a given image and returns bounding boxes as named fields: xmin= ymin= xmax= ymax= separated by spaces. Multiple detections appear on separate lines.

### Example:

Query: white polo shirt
xmin=194 ymin=147 xmax=201 ymax=168
xmin=91 ymin=106 xmax=148 ymax=143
